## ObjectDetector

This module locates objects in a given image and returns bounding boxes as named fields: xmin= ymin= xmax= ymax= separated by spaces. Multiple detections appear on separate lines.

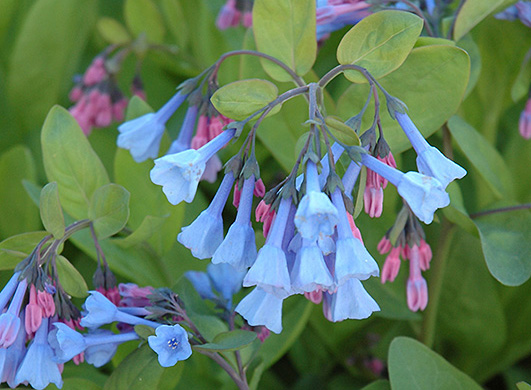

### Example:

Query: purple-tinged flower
xmin=119 ymin=283 xmax=154 ymax=307
xmin=516 ymin=1 xmax=531 ymax=27
xmin=202 ymin=154 xmax=223 ymax=183
xmin=244 ymin=197 xmax=293 ymax=297
xmin=212 ymin=175 xmax=257 ymax=270
xmin=80 ymin=291 xmax=158 ymax=329
xmin=150 ymin=128 xmax=236 ymax=205
xmin=216 ymin=0 xmax=240 ymax=30
xmin=519 ymin=98 xmax=531 ymax=139
xmin=49 ymin=323 xmax=139 ymax=365
xmin=117 ymin=91 xmax=188 ymax=162
xmin=167 ymin=105 xmax=198 ymax=154
xmin=14 ymin=318 xmax=63 ymax=390
xmin=0 ymin=272 xmax=22 ymax=310
xmin=406 ymin=245 xmax=429 ymax=312
xmin=178 ymin=172 xmax=235 ymax=259
xmin=290 ymin=237 xmax=334 ymax=293
xmin=322 ymin=278 xmax=380 ymax=322
xmin=316 ymin=1 xmax=371 ymax=41
xmin=361 ymin=154 xmax=450 ymax=224
xmin=235 ymin=287 xmax=285 ymax=334
xmin=0 ymin=277 xmax=27 ymax=348
xmin=0 ymin=312 xmax=26 ymax=388
xmin=148 ymin=324 xmax=192 ymax=367
xmin=295 ymin=161 xmax=339 ymax=240
xmin=395 ymin=112 xmax=466 ymax=188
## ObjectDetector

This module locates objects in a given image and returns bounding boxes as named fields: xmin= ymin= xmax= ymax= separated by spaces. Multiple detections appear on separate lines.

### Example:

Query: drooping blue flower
xmin=244 ymin=197 xmax=292 ymax=297
xmin=167 ymin=105 xmax=199 ymax=154
xmin=80 ymin=291 xmax=159 ymax=329
xmin=212 ymin=175 xmax=257 ymax=270
xmin=290 ymin=237 xmax=334 ymax=293
xmin=322 ymin=278 xmax=380 ymax=322
xmin=207 ymin=263 xmax=246 ymax=304
xmin=150 ymin=128 xmax=236 ymax=205
xmin=360 ymin=154 xmax=450 ymax=224
xmin=0 ymin=278 xmax=27 ymax=348
xmin=117 ymin=91 xmax=188 ymax=162
xmin=14 ymin=318 xmax=63 ymax=390
xmin=395 ymin=112 xmax=466 ymax=188
xmin=235 ymin=287 xmax=285 ymax=334
xmin=185 ymin=271 xmax=217 ymax=300
xmin=85 ymin=338 xmax=119 ymax=368
xmin=295 ymin=160 xmax=339 ymax=240
xmin=330 ymin=188 xmax=379 ymax=286
xmin=0 ymin=312 xmax=26 ymax=388
xmin=178 ymin=172 xmax=235 ymax=259
xmin=0 ymin=271 xmax=22 ymax=310
xmin=48 ymin=322 xmax=85 ymax=363
xmin=148 ymin=324 xmax=192 ymax=367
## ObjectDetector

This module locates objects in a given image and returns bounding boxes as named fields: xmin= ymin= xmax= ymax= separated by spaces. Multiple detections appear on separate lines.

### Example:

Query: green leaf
xmin=58 ymin=377 xmax=103 ymax=390
xmin=324 ymin=116 xmax=360 ymax=146
xmin=361 ymin=380 xmax=391 ymax=390
xmin=104 ymin=344 xmax=183 ymax=390
xmin=41 ymin=106 xmax=110 ymax=220
xmin=447 ymin=116 xmax=514 ymax=199
xmin=337 ymin=11 xmax=423 ymax=83
xmin=113 ymin=215 xmax=168 ymax=248
xmin=442 ymin=182 xmax=477 ymax=236
xmin=89 ymin=184 xmax=130 ymax=240
xmin=388 ymin=337 xmax=482 ymax=390
xmin=456 ymin=34 xmax=482 ymax=98
xmin=161 ymin=0 xmax=189 ymax=49
xmin=474 ymin=209 xmax=531 ymax=286
xmin=211 ymin=79 xmax=279 ymax=121
xmin=517 ymin=382 xmax=531 ymax=390
xmin=364 ymin=278 xmax=421 ymax=321
xmin=414 ymin=37 xmax=456 ymax=48
xmin=193 ymin=330 xmax=257 ymax=353
xmin=0 ymin=231 xmax=48 ymax=271
xmin=337 ymin=45 xmax=470 ymax=153
xmin=511 ymin=47 xmax=531 ymax=102
xmin=56 ymin=255 xmax=88 ymax=298
xmin=134 ymin=325 xmax=156 ymax=340
xmin=124 ymin=0 xmax=165 ymax=43
xmin=252 ymin=0 xmax=316 ymax=81
xmin=353 ymin=167 xmax=367 ymax=219
xmin=97 ymin=17 xmax=131 ymax=45
xmin=40 ymin=182 xmax=65 ymax=239
xmin=7 ymin=0 xmax=96 ymax=131
xmin=453 ymin=0 xmax=513 ymax=41
xmin=22 ymin=180 xmax=42 ymax=208
xmin=0 ymin=145 xmax=39 ymax=238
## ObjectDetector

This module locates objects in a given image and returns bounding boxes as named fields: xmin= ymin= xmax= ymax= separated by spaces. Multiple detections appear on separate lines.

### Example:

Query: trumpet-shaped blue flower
xmin=290 ymin=237 xmax=334 ymax=293
xmin=322 ymin=278 xmax=380 ymax=322
xmin=295 ymin=161 xmax=339 ymax=240
xmin=80 ymin=291 xmax=158 ymax=329
xmin=212 ymin=175 xmax=257 ymax=270
xmin=235 ymin=287 xmax=285 ymax=334
xmin=0 ymin=312 xmax=26 ymax=388
xmin=244 ymin=197 xmax=292 ymax=297
xmin=185 ymin=271 xmax=217 ymax=300
xmin=0 ymin=272 xmax=21 ymax=311
xmin=361 ymin=154 xmax=450 ymax=224
xmin=151 ymin=128 xmax=236 ymax=205
xmin=178 ymin=172 xmax=234 ymax=259
xmin=331 ymin=189 xmax=379 ymax=286
xmin=14 ymin=318 xmax=63 ymax=390
xmin=0 ymin=278 xmax=27 ymax=348
xmin=395 ymin=112 xmax=466 ymax=188
xmin=117 ymin=91 xmax=187 ymax=162
xmin=148 ymin=324 xmax=192 ymax=367
xmin=167 ymin=105 xmax=198 ymax=154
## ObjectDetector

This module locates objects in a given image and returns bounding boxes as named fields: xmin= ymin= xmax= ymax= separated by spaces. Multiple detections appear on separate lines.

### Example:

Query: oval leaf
xmin=124 ymin=0 xmax=165 ymax=43
xmin=40 ymin=182 xmax=65 ymax=239
xmin=389 ymin=337 xmax=482 ymax=390
xmin=253 ymin=0 xmax=316 ymax=81
xmin=97 ymin=17 xmax=131 ymax=45
xmin=337 ymin=45 xmax=470 ymax=153
xmin=41 ymin=106 xmax=110 ymax=220
xmin=0 ymin=231 xmax=48 ymax=271
xmin=325 ymin=116 xmax=360 ymax=146
xmin=56 ymin=255 xmax=88 ymax=298
xmin=89 ymin=184 xmax=130 ymax=240
xmin=337 ymin=10 xmax=423 ymax=83
xmin=453 ymin=0 xmax=512 ymax=41
xmin=193 ymin=330 xmax=257 ymax=353
xmin=211 ymin=79 xmax=279 ymax=121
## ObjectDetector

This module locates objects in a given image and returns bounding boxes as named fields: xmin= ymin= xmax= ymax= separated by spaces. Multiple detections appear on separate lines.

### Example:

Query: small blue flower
xmin=151 ymin=128 xmax=236 ymax=205
xmin=235 ymin=287 xmax=285 ymax=334
xmin=167 ymin=105 xmax=198 ymax=154
xmin=148 ymin=324 xmax=192 ymax=367
xmin=0 ymin=312 xmax=26 ymax=388
xmin=290 ymin=238 xmax=334 ymax=293
xmin=48 ymin=323 xmax=85 ymax=363
xmin=14 ymin=318 xmax=63 ymax=390
xmin=322 ymin=278 xmax=380 ymax=322
xmin=207 ymin=263 xmax=246 ymax=304
xmin=295 ymin=161 xmax=339 ymax=240
xmin=178 ymin=173 xmax=234 ymax=259
xmin=0 ymin=278 xmax=27 ymax=348
xmin=0 ymin=271 xmax=22 ymax=311
xmin=85 ymin=340 xmax=119 ymax=368
xmin=118 ymin=91 xmax=187 ymax=162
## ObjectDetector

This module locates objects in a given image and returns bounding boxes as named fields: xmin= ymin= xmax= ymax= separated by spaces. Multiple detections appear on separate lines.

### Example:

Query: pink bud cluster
xmin=519 ymin=97 xmax=531 ymax=139
xmin=216 ymin=0 xmax=253 ymax=30
xmin=364 ymin=152 xmax=396 ymax=218
xmin=24 ymin=284 xmax=55 ymax=336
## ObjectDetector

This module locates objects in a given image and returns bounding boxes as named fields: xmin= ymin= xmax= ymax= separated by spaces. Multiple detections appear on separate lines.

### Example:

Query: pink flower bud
xmin=37 ymin=289 xmax=55 ymax=318
xmin=381 ymin=247 xmax=401 ymax=283
xmin=25 ymin=285 xmax=43 ymax=334
xmin=519 ymin=98 xmax=531 ymax=139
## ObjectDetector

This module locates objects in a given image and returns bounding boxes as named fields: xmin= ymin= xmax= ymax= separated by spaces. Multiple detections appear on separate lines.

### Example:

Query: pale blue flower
xmin=167 ymin=105 xmax=198 ymax=154
xmin=185 ymin=271 xmax=217 ymax=300
xmin=235 ymin=287 xmax=285 ymax=334
xmin=0 ymin=278 xmax=27 ymax=348
xmin=118 ymin=91 xmax=187 ymax=162
xmin=207 ymin=263 xmax=246 ymax=304
xmin=151 ymin=128 xmax=236 ymax=205
xmin=212 ymin=175 xmax=257 ymax=270
xmin=85 ymin=340 xmax=119 ymax=368
xmin=290 ymin=237 xmax=334 ymax=293
xmin=0 ymin=272 xmax=22 ymax=311
xmin=178 ymin=172 xmax=234 ymax=259
xmin=48 ymin=323 xmax=85 ymax=363
xmin=322 ymin=278 xmax=380 ymax=322
xmin=295 ymin=161 xmax=339 ymax=240
xmin=148 ymin=324 xmax=192 ymax=367
xmin=14 ymin=318 xmax=63 ymax=390
xmin=0 ymin=312 xmax=26 ymax=388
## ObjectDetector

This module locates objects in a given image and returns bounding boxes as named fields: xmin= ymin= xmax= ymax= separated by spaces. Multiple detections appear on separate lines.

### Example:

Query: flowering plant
xmin=0 ymin=0 xmax=530 ymax=389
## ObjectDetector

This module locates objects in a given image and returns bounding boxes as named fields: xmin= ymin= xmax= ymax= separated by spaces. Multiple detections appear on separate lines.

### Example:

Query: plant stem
xmin=470 ymin=203 xmax=531 ymax=219
xmin=200 ymin=350 xmax=249 ymax=390
xmin=419 ymin=219 xmax=455 ymax=348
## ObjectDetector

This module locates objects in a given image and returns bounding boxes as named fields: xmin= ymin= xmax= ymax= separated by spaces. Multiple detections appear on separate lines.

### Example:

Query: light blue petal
xmin=416 ymin=146 xmax=466 ymax=189
xmin=212 ymin=223 xmax=257 ymax=270
xmin=235 ymin=287 xmax=284 ymax=334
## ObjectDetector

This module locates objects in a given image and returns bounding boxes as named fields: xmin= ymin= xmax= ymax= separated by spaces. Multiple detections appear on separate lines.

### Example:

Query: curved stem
xmin=199 ymin=350 xmax=249 ymax=390
xmin=419 ymin=220 xmax=455 ymax=348
xmin=319 ymin=64 xmax=374 ymax=89
xmin=470 ymin=203 xmax=531 ymax=219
